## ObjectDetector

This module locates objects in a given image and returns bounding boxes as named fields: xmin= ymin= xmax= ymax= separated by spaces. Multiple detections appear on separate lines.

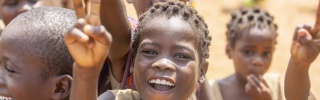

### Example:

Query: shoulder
xmin=208 ymin=79 xmax=224 ymax=100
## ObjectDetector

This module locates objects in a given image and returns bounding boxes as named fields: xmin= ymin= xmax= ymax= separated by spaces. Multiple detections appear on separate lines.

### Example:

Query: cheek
xmin=176 ymin=64 xmax=198 ymax=98
xmin=133 ymin=56 xmax=150 ymax=86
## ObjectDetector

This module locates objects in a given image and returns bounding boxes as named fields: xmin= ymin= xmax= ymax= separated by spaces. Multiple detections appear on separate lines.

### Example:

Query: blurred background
xmin=162 ymin=0 xmax=320 ymax=99
xmin=126 ymin=0 xmax=320 ymax=99
xmin=5 ymin=0 xmax=320 ymax=99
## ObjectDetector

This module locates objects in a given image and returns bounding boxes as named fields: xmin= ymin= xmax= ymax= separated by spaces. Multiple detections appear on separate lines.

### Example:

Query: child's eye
xmin=141 ymin=50 xmax=158 ymax=55
xmin=4 ymin=65 xmax=15 ymax=73
xmin=243 ymin=50 xmax=254 ymax=56
xmin=174 ymin=53 xmax=190 ymax=59
xmin=263 ymin=51 xmax=272 ymax=57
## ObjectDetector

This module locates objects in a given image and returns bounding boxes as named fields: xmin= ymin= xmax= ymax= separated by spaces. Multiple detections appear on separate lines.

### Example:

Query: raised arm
xmin=284 ymin=1 xmax=320 ymax=98
xmin=100 ymin=0 xmax=131 ymax=71
xmin=66 ymin=0 xmax=112 ymax=100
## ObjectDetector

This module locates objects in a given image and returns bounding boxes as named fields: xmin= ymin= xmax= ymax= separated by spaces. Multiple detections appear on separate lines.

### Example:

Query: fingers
xmin=86 ymin=0 xmax=101 ymax=25
xmin=246 ymin=74 xmax=270 ymax=95
xmin=74 ymin=0 xmax=86 ymax=18
xmin=247 ymin=75 xmax=262 ymax=93
xmin=293 ymin=24 xmax=312 ymax=41
xmin=65 ymin=28 xmax=90 ymax=44
xmin=313 ymin=0 xmax=320 ymax=33
xmin=83 ymin=25 xmax=112 ymax=46
xmin=296 ymin=29 xmax=313 ymax=45
xmin=65 ymin=19 xmax=90 ymax=44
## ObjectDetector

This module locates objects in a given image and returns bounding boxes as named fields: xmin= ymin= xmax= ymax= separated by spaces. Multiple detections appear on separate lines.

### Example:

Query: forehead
xmin=0 ymin=40 xmax=42 ymax=72
xmin=0 ymin=26 xmax=43 ymax=69
xmin=142 ymin=16 xmax=196 ymax=41
xmin=236 ymin=27 xmax=275 ymax=47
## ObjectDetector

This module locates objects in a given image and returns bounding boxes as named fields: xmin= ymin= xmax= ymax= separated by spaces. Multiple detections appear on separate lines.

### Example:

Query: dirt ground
xmin=123 ymin=0 xmax=320 ymax=99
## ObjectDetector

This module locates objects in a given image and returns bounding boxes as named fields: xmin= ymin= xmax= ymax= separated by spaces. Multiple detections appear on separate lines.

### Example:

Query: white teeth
xmin=148 ymin=78 xmax=175 ymax=86
xmin=0 ymin=95 xmax=12 ymax=100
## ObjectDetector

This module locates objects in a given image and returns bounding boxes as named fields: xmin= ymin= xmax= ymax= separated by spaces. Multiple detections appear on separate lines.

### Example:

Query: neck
xmin=234 ymin=73 xmax=247 ymax=87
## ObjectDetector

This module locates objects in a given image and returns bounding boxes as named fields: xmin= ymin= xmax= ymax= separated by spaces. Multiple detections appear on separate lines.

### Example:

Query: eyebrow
xmin=4 ymin=56 xmax=20 ymax=70
xmin=139 ymin=40 xmax=196 ymax=53
xmin=173 ymin=45 xmax=195 ymax=54
xmin=139 ymin=41 xmax=160 ymax=48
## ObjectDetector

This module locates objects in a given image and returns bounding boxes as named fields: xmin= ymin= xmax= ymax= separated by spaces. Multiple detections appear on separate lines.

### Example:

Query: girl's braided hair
xmin=132 ymin=1 xmax=212 ymax=62
xmin=226 ymin=7 xmax=278 ymax=48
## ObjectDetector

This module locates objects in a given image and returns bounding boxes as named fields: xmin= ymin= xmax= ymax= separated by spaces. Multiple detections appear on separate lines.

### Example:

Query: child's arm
xmin=285 ymin=24 xmax=320 ymax=100
xmin=100 ymin=0 xmax=131 ymax=74
xmin=66 ymin=0 xmax=112 ymax=100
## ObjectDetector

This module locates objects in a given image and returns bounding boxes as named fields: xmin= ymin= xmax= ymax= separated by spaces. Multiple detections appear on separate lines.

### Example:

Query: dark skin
xmin=125 ymin=1 xmax=214 ymax=99
xmin=67 ymin=0 xmax=112 ymax=99
xmin=73 ymin=0 xmax=131 ymax=84
xmin=220 ymin=27 xmax=279 ymax=100
xmin=69 ymin=10 xmax=209 ymax=100
xmin=0 ymin=23 xmax=72 ymax=100
xmin=285 ymin=1 xmax=320 ymax=100
xmin=0 ymin=0 xmax=42 ymax=25
xmin=132 ymin=16 xmax=207 ymax=100
xmin=285 ymin=25 xmax=319 ymax=100
xmin=99 ymin=0 xmax=131 ymax=83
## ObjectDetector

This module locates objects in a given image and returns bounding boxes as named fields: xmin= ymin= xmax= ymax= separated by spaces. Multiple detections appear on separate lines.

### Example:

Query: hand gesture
xmin=290 ymin=24 xmax=320 ymax=66
xmin=245 ymin=74 xmax=272 ymax=100
xmin=65 ymin=0 xmax=112 ymax=68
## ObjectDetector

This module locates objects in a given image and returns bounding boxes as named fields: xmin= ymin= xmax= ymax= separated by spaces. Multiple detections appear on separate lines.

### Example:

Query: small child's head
xmin=126 ymin=0 xmax=187 ymax=16
xmin=225 ymin=7 xmax=278 ymax=79
xmin=0 ymin=7 xmax=75 ymax=100
xmin=132 ymin=1 xmax=211 ymax=100
xmin=0 ymin=0 xmax=42 ymax=25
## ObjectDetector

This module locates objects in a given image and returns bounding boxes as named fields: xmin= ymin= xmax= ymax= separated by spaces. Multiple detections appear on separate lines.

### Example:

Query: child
xmin=284 ymin=24 xmax=318 ymax=100
xmin=66 ymin=1 xmax=212 ymax=100
xmin=0 ymin=7 xmax=76 ymax=100
xmin=97 ymin=0 xmax=194 ymax=94
xmin=209 ymin=7 xmax=281 ymax=100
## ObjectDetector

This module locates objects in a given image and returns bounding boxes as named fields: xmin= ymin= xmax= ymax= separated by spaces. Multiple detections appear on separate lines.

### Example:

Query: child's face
xmin=133 ymin=16 xmax=202 ymax=100
xmin=0 ymin=0 xmax=42 ymax=25
xmin=227 ymin=27 xmax=276 ymax=79
xmin=0 ymin=36 xmax=54 ymax=99
xmin=127 ymin=0 xmax=186 ymax=16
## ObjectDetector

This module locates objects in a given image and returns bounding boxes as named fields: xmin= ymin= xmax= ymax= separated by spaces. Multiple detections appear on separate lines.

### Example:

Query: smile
xmin=0 ymin=95 xmax=12 ymax=100
xmin=148 ymin=78 xmax=175 ymax=91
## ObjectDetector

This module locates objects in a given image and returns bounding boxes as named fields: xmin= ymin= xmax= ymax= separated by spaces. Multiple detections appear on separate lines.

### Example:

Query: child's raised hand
xmin=290 ymin=1 xmax=320 ymax=66
xmin=245 ymin=74 xmax=272 ymax=100
xmin=65 ymin=0 xmax=112 ymax=68
xmin=290 ymin=24 xmax=320 ymax=66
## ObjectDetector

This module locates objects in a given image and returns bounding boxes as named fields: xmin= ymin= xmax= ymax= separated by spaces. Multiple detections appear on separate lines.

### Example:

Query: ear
xmin=226 ymin=44 xmax=232 ymax=59
xmin=198 ymin=60 xmax=208 ymax=84
xmin=51 ymin=75 xmax=73 ymax=100
xmin=126 ymin=0 xmax=133 ymax=3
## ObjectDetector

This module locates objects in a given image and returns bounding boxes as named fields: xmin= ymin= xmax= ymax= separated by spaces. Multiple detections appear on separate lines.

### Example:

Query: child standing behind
xmin=209 ymin=7 xmax=281 ymax=100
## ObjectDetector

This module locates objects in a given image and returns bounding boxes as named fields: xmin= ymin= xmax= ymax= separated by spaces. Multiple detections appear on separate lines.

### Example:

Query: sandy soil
xmin=124 ymin=0 xmax=320 ymax=99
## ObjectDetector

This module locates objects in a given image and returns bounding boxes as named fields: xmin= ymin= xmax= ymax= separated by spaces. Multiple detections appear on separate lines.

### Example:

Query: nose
xmin=152 ymin=58 xmax=176 ymax=71
xmin=252 ymin=56 xmax=263 ymax=67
